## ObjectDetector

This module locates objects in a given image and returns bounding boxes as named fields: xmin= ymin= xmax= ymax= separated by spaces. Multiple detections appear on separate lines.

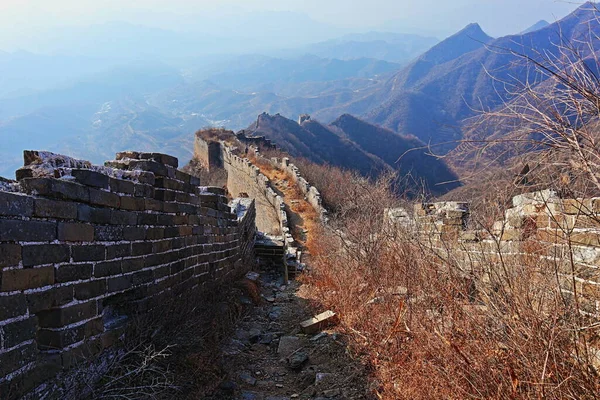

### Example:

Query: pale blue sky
xmin=0 ymin=0 xmax=584 ymax=51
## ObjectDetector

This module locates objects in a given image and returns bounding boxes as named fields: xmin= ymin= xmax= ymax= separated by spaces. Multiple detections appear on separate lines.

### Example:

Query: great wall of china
xmin=0 ymin=132 xmax=599 ymax=397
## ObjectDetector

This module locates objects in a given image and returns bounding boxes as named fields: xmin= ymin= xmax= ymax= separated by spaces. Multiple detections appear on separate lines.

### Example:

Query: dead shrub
xmin=300 ymin=166 xmax=599 ymax=400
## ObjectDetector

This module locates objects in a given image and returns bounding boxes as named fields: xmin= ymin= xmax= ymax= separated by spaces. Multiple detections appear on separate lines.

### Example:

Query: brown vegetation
xmin=292 ymin=23 xmax=600 ymax=397
xmin=298 ymin=171 xmax=599 ymax=399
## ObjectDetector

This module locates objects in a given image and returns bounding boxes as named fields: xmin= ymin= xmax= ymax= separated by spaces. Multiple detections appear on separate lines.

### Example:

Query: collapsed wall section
xmin=0 ymin=150 xmax=256 ymax=399
xmin=387 ymin=190 xmax=600 ymax=316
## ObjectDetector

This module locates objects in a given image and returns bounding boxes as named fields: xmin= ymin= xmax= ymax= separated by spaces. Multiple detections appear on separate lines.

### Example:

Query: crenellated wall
xmin=222 ymin=146 xmax=284 ymax=236
xmin=0 ymin=150 xmax=256 ymax=399
xmin=280 ymin=157 xmax=327 ymax=222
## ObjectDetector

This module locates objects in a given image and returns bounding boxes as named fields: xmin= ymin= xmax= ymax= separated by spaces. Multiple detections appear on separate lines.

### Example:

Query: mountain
xmin=360 ymin=3 xmax=600 ymax=149
xmin=0 ymin=63 xmax=184 ymax=119
xmin=4 ymin=15 xmax=346 ymax=59
xmin=199 ymin=55 xmax=401 ymax=92
xmin=0 ymin=52 xmax=397 ymax=177
xmin=287 ymin=32 xmax=439 ymax=63
xmin=0 ymin=51 xmax=121 ymax=99
xmin=244 ymin=113 xmax=459 ymax=194
xmin=521 ymin=20 xmax=550 ymax=34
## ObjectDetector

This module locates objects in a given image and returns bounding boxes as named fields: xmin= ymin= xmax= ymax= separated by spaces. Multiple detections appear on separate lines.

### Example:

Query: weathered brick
xmin=171 ymin=237 xmax=185 ymax=250
xmin=175 ymin=192 xmax=191 ymax=203
xmin=121 ymin=257 xmax=144 ymax=273
xmin=119 ymin=196 xmax=145 ymax=211
xmin=0 ymin=293 xmax=27 ymax=320
xmin=34 ymin=198 xmax=78 ymax=219
xmin=74 ymin=280 xmax=107 ymax=300
xmin=94 ymin=260 xmax=122 ymax=277
xmin=155 ymin=177 xmax=184 ymax=191
xmin=2 ymin=317 xmax=37 ymax=348
xmin=189 ymin=176 xmax=200 ymax=186
xmin=127 ymin=160 xmax=169 ymax=176
xmin=110 ymin=210 xmax=137 ymax=225
xmin=55 ymin=263 xmax=93 ymax=283
xmin=22 ymin=244 xmax=70 ymax=267
xmin=58 ymin=222 xmax=94 ymax=242
xmin=137 ymin=213 xmax=158 ymax=225
xmin=71 ymin=169 xmax=109 ymax=189
xmin=131 ymin=270 xmax=153 ymax=286
xmin=145 ymin=199 xmax=163 ymax=211
xmin=152 ymin=240 xmax=172 ymax=253
xmin=146 ymin=227 xmax=164 ymax=240
xmin=144 ymin=253 xmax=166 ymax=268
xmin=0 ymin=342 xmax=36 ymax=377
xmin=132 ymin=242 xmax=152 ymax=256
xmin=37 ymin=301 xmax=97 ymax=328
xmin=106 ymin=243 xmax=131 ymax=259
xmin=123 ymin=226 xmax=146 ymax=241
xmin=134 ymin=183 xmax=155 ymax=198
xmin=174 ymin=169 xmax=189 ymax=182
xmin=153 ymin=265 xmax=170 ymax=279
xmin=0 ymin=219 xmax=56 ymax=242
xmin=77 ymin=204 xmax=112 ymax=224
xmin=20 ymin=177 xmax=51 ymax=195
xmin=0 ymin=244 xmax=21 ymax=267
xmin=109 ymin=177 xmax=135 ymax=195
xmin=164 ymin=227 xmax=180 ymax=238
xmin=26 ymin=286 xmax=73 ymax=313
xmin=89 ymin=188 xmax=120 ymax=208
xmin=107 ymin=275 xmax=132 ymax=292
xmin=179 ymin=226 xmax=193 ymax=236
xmin=95 ymin=225 xmax=124 ymax=241
xmin=140 ymin=153 xmax=178 ymax=168
xmin=157 ymin=214 xmax=175 ymax=226
xmin=1 ymin=266 xmax=54 ymax=291
xmin=0 ymin=192 xmax=34 ymax=216
xmin=38 ymin=317 xmax=103 ymax=350
xmin=154 ymin=189 xmax=177 ymax=202
xmin=177 ymin=203 xmax=195 ymax=214
xmin=72 ymin=245 xmax=106 ymax=262
xmin=28 ymin=179 xmax=90 ymax=203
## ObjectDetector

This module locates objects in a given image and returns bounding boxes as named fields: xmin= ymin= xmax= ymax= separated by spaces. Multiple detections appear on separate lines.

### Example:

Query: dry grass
xmin=297 ymin=166 xmax=600 ymax=400
xmin=59 ymin=283 xmax=253 ymax=400
xmin=249 ymin=154 xmax=320 ymax=247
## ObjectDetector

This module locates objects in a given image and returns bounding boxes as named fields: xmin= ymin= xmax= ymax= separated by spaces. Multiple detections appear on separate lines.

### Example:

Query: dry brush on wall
xmin=0 ymin=150 xmax=256 ymax=399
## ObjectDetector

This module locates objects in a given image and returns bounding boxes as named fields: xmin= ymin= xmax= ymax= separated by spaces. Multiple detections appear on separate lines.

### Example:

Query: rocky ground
xmin=202 ymin=266 xmax=371 ymax=400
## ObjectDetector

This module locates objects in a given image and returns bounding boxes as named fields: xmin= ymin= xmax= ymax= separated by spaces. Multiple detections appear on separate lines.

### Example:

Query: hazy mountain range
xmin=244 ymin=112 xmax=459 ymax=194
xmin=0 ymin=3 xmax=597 ymax=191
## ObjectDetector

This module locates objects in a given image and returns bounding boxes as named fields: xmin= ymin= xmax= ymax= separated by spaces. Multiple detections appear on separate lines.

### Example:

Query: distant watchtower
xmin=298 ymin=114 xmax=311 ymax=125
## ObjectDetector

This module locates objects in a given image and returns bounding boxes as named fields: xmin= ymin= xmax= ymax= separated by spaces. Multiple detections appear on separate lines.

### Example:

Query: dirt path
xmin=200 ymin=166 xmax=370 ymax=400
xmin=202 ymin=270 xmax=369 ymax=400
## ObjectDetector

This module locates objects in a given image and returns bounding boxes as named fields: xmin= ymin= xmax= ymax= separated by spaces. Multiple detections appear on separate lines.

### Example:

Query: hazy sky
xmin=0 ymin=0 xmax=584 ymax=51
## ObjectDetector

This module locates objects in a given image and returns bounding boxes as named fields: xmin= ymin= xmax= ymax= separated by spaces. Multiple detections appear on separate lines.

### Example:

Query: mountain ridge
xmin=244 ymin=112 xmax=460 ymax=194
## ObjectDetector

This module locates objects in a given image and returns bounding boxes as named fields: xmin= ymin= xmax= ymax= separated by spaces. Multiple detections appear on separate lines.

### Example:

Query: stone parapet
xmin=0 ymin=150 xmax=256 ymax=399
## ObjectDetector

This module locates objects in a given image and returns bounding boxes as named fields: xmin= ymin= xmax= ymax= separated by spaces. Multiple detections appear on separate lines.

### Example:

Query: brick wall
xmin=387 ymin=190 xmax=600 ymax=315
xmin=280 ymin=157 xmax=327 ymax=222
xmin=193 ymin=138 xmax=223 ymax=171
xmin=0 ymin=150 xmax=256 ymax=399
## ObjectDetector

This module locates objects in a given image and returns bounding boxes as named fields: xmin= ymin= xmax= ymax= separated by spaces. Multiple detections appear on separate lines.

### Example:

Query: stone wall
xmin=222 ymin=146 xmax=283 ymax=236
xmin=0 ymin=150 xmax=256 ymax=399
xmin=387 ymin=190 xmax=600 ymax=315
xmin=234 ymin=131 xmax=276 ymax=150
xmin=280 ymin=157 xmax=327 ymax=222
xmin=194 ymin=138 xmax=223 ymax=171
